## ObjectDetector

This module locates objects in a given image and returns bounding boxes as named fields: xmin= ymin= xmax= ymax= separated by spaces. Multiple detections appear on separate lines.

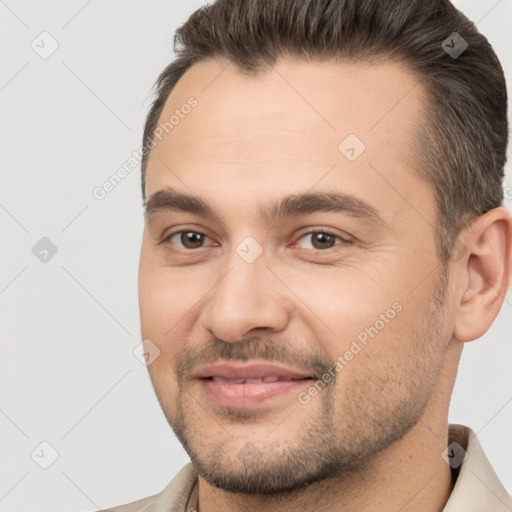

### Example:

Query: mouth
xmin=194 ymin=362 xmax=315 ymax=409
xmin=206 ymin=375 xmax=308 ymax=383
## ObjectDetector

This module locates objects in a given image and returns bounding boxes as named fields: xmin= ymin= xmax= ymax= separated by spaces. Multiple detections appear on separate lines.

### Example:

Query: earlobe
xmin=453 ymin=207 xmax=512 ymax=343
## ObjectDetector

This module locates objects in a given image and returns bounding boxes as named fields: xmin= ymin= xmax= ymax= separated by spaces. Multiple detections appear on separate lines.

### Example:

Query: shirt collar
xmin=443 ymin=424 xmax=512 ymax=511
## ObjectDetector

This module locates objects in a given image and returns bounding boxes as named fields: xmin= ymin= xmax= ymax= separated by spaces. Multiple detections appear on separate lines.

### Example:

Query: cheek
xmin=278 ymin=263 xmax=404 ymax=346
xmin=138 ymin=261 xmax=201 ymax=338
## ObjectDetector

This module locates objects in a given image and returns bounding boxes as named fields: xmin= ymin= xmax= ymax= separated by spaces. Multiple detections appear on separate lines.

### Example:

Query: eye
xmin=164 ymin=230 xmax=213 ymax=250
xmin=293 ymin=230 xmax=347 ymax=250
xmin=162 ymin=229 xmax=347 ymax=252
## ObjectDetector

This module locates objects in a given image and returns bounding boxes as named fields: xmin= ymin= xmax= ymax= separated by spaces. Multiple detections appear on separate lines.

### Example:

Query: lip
xmin=194 ymin=362 xmax=313 ymax=380
xmin=194 ymin=362 xmax=314 ymax=409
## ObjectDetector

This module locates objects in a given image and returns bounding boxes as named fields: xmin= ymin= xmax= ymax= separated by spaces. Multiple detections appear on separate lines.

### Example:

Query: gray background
xmin=0 ymin=1 xmax=511 ymax=510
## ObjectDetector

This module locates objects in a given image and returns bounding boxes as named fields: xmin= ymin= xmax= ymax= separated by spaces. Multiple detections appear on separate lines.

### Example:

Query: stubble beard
xmin=151 ymin=268 xmax=450 ymax=495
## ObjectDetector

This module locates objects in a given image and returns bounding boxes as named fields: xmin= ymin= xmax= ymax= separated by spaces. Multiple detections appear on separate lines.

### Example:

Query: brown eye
xmin=311 ymin=232 xmax=336 ymax=249
xmin=295 ymin=231 xmax=345 ymax=250
xmin=166 ymin=231 xmax=210 ymax=249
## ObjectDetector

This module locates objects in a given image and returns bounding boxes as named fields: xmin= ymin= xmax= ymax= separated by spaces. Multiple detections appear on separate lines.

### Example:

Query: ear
xmin=453 ymin=206 xmax=512 ymax=342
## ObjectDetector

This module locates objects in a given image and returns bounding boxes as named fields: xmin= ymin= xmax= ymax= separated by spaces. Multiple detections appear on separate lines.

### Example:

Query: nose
xmin=199 ymin=254 xmax=291 ymax=342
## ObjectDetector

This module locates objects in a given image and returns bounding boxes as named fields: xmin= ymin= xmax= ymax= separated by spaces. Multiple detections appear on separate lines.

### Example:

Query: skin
xmin=138 ymin=57 xmax=512 ymax=512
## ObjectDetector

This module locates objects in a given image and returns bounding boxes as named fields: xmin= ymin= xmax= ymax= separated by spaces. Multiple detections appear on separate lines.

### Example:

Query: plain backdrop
xmin=0 ymin=1 xmax=511 ymax=510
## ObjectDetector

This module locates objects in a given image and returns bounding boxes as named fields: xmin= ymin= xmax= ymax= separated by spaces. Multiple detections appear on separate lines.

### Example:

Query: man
xmin=103 ymin=0 xmax=512 ymax=510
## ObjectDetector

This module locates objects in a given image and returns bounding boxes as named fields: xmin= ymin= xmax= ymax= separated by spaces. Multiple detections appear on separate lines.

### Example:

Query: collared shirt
xmin=100 ymin=424 xmax=512 ymax=511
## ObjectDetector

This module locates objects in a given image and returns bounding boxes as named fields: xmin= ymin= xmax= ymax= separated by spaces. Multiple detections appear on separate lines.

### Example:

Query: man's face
xmin=138 ymin=58 xmax=454 ymax=493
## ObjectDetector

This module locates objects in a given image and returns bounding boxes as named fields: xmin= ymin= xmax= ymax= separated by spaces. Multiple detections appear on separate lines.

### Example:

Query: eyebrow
xmin=143 ymin=187 xmax=386 ymax=227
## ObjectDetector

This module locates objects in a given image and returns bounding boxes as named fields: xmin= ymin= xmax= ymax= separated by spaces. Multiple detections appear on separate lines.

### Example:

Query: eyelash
xmin=161 ymin=229 xmax=348 ymax=252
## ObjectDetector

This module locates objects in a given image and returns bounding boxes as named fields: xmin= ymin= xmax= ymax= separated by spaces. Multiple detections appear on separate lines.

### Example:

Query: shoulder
xmin=99 ymin=463 xmax=197 ymax=512
xmin=100 ymin=493 xmax=158 ymax=512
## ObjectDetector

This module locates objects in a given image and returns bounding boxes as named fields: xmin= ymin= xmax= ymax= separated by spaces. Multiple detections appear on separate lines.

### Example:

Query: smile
xmin=193 ymin=362 xmax=315 ymax=409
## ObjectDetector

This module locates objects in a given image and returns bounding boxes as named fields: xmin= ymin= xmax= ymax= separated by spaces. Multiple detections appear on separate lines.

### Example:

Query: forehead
xmin=144 ymin=57 xmax=432 ymax=226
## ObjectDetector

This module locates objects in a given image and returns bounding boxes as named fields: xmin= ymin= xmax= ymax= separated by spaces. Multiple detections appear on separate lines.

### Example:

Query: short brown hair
xmin=141 ymin=0 xmax=508 ymax=262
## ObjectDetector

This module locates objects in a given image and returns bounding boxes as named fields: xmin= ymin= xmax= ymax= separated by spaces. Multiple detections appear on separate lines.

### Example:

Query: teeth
xmin=212 ymin=377 xmax=262 ymax=383
xmin=212 ymin=377 xmax=245 ymax=383
xmin=211 ymin=376 xmax=304 ymax=383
